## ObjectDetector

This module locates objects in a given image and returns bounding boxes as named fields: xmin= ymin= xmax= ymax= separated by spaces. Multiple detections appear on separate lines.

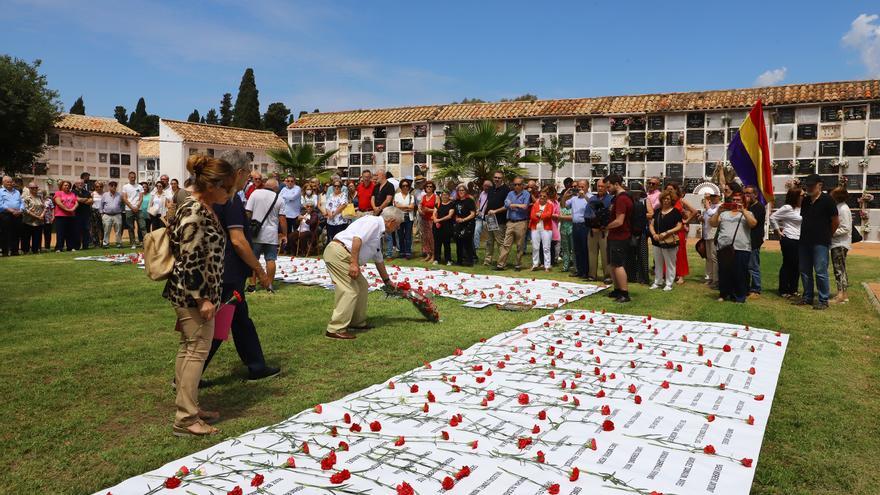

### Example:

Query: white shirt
xmin=702 ymin=203 xmax=720 ymax=239
xmin=149 ymin=193 xmax=168 ymax=216
xmin=121 ymin=183 xmax=143 ymax=212
xmin=394 ymin=191 xmax=414 ymax=221
xmin=91 ymin=191 xmax=103 ymax=211
xmin=769 ymin=204 xmax=802 ymax=240
xmin=301 ymin=193 xmax=319 ymax=209
xmin=832 ymin=203 xmax=852 ymax=250
xmin=246 ymin=188 xmax=283 ymax=245
xmin=334 ymin=215 xmax=385 ymax=265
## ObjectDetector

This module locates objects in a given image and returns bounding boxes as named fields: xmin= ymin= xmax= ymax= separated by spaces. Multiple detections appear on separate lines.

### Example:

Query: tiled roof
xmin=162 ymin=119 xmax=287 ymax=149
xmin=289 ymin=79 xmax=880 ymax=129
xmin=54 ymin=113 xmax=139 ymax=137
xmin=138 ymin=137 xmax=160 ymax=158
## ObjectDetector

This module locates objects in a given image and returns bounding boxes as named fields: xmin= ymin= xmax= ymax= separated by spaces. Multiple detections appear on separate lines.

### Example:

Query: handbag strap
xmin=256 ymin=192 xmax=280 ymax=229
xmin=720 ymin=212 xmax=743 ymax=248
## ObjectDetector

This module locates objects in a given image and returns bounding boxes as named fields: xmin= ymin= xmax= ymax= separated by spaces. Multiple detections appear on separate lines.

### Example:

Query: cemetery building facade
xmin=158 ymin=119 xmax=288 ymax=183
xmin=288 ymin=79 xmax=880 ymax=240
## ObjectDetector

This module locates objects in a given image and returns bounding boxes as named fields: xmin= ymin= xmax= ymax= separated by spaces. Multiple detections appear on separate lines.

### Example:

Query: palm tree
xmin=537 ymin=135 xmax=573 ymax=184
xmin=427 ymin=120 xmax=531 ymax=186
xmin=267 ymin=143 xmax=338 ymax=182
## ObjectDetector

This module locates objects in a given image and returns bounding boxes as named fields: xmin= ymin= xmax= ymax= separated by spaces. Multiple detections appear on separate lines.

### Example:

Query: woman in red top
xmin=529 ymin=189 xmax=555 ymax=272
xmin=418 ymin=181 xmax=438 ymax=263
xmin=53 ymin=180 xmax=79 ymax=252
xmin=666 ymin=183 xmax=697 ymax=284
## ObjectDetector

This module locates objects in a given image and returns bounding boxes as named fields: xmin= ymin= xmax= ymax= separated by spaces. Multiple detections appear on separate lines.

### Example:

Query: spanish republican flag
xmin=728 ymin=99 xmax=773 ymax=204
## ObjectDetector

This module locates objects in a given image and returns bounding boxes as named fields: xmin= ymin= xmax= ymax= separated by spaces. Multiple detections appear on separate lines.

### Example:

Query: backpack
xmin=143 ymin=221 xmax=173 ymax=281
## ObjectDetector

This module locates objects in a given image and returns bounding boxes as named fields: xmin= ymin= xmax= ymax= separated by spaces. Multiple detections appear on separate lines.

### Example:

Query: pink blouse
xmin=54 ymin=191 xmax=77 ymax=218
xmin=550 ymin=200 xmax=561 ymax=241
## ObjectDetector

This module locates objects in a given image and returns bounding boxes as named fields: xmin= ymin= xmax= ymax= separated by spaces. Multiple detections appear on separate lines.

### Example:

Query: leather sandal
xmin=198 ymin=409 xmax=220 ymax=424
xmin=173 ymin=420 xmax=220 ymax=437
xmin=325 ymin=331 xmax=356 ymax=340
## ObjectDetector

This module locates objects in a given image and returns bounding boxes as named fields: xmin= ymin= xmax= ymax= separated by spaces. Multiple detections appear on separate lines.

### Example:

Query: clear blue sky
xmin=2 ymin=0 xmax=879 ymax=121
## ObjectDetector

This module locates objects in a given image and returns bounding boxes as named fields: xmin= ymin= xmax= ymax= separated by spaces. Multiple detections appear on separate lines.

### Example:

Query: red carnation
xmin=370 ymin=420 xmax=382 ymax=432
xmin=536 ymin=450 xmax=546 ymax=463
xmin=707 ymin=414 xmax=716 ymax=422
xmin=486 ymin=390 xmax=495 ymax=401
xmin=532 ymin=424 xmax=540 ymax=434
xmin=350 ymin=423 xmax=362 ymax=432
xmin=548 ymin=483 xmax=561 ymax=494
xmin=634 ymin=395 xmax=642 ymax=404
xmin=741 ymin=458 xmax=754 ymax=467
xmin=518 ymin=393 xmax=530 ymax=405
xmin=747 ymin=415 xmax=755 ymax=425
xmin=320 ymin=451 xmax=337 ymax=470
xmin=628 ymin=384 xmax=637 ymax=394
xmin=410 ymin=384 xmax=419 ymax=393
xmin=232 ymin=290 xmax=243 ymax=303
xmin=441 ymin=476 xmax=455 ymax=490
xmin=441 ymin=430 xmax=450 ymax=440
xmin=590 ymin=438 xmax=597 ymax=450
xmin=569 ymin=467 xmax=580 ymax=481
xmin=286 ymin=456 xmax=296 ymax=468
xmin=330 ymin=469 xmax=351 ymax=484
xmin=596 ymin=389 xmax=606 ymax=398
xmin=538 ymin=410 xmax=547 ymax=420
xmin=227 ymin=486 xmax=243 ymax=495
xmin=455 ymin=466 xmax=471 ymax=480
xmin=476 ymin=376 xmax=486 ymax=384
xmin=251 ymin=474 xmax=265 ymax=487
xmin=343 ymin=413 xmax=351 ymax=423
xmin=301 ymin=442 xmax=310 ymax=454
xmin=395 ymin=436 xmax=406 ymax=446
xmin=469 ymin=440 xmax=478 ymax=449
xmin=338 ymin=441 xmax=349 ymax=451
xmin=601 ymin=405 xmax=611 ymax=415
xmin=396 ymin=481 xmax=415 ymax=495
xmin=164 ymin=477 xmax=181 ymax=489
xmin=518 ymin=437 xmax=532 ymax=449
xmin=723 ymin=344 xmax=732 ymax=352
xmin=660 ymin=381 xmax=670 ymax=389
xmin=314 ymin=404 xmax=323 ymax=414
xmin=754 ymin=394 xmax=765 ymax=401
xmin=423 ymin=403 xmax=430 ymax=413
xmin=602 ymin=420 xmax=615 ymax=431
xmin=388 ymin=381 xmax=395 ymax=389
xmin=703 ymin=445 xmax=716 ymax=455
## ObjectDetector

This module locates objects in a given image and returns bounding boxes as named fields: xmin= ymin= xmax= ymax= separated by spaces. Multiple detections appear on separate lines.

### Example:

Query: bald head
xmin=264 ymin=178 xmax=279 ymax=191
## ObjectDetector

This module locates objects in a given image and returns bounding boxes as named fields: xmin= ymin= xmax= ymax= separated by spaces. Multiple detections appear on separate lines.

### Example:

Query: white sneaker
xmin=446 ymin=261 xmax=452 ymax=266
xmin=663 ymin=285 xmax=673 ymax=291
xmin=649 ymin=283 xmax=660 ymax=290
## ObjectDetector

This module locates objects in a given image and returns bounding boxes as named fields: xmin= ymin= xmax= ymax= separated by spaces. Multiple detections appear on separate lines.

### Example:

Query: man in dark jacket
xmin=744 ymin=185 xmax=766 ymax=298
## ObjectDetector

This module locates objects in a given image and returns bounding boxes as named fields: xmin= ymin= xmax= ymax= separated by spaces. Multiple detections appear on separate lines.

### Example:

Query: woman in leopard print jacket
xmin=163 ymin=155 xmax=235 ymax=437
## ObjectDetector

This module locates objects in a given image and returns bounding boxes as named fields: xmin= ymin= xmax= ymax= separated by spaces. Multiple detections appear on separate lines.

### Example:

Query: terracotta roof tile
xmin=289 ymin=79 xmax=879 ymax=129
xmin=138 ymin=137 xmax=160 ymax=158
xmin=163 ymin=119 xmax=287 ymax=150
xmin=54 ymin=113 xmax=139 ymax=137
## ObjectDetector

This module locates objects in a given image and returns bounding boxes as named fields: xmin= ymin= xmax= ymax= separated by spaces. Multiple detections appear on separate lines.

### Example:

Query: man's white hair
xmin=220 ymin=150 xmax=252 ymax=171
xmin=380 ymin=206 xmax=404 ymax=224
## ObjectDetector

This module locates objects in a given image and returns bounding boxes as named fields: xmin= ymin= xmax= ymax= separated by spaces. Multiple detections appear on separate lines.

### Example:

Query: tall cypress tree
xmin=69 ymin=96 xmax=85 ymax=114
xmin=219 ymin=93 xmax=233 ymax=126
xmin=128 ymin=97 xmax=148 ymax=134
xmin=113 ymin=105 xmax=128 ymax=125
xmin=187 ymin=109 xmax=200 ymax=122
xmin=204 ymin=108 xmax=219 ymax=125
xmin=232 ymin=68 xmax=260 ymax=129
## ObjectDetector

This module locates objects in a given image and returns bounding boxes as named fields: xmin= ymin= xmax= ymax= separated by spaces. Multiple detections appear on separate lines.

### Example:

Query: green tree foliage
xmin=232 ymin=68 xmax=260 ymax=129
xmin=456 ymin=97 xmax=486 ymax=104
xmin=0 ymin=56 xmax=61 ymax=176
xmin=69 ymin=96 xmax=85 ymax=114
xmin=427 ymin=120 xmax=532 ymax=185
xmin=113 ymin=105 xmax=128 ymax=125
xmin=127 ymin=97 xmax=159 ymax=136
xmin=219 ymin=93 xmax=233 ymax=126
xmin=500 ymin=93 xmax=538 ymax=102
xmin=537 ymin=135 xmax=572 ymax=183
xmin=204 ymin=108 xmax=219 ymax=125
xmin=267 ymin=143 xmax=338 ymax=182
xmin=298 ymin=110 xmax=308 ymax=118
xmin=187 ymin=109 xmax=200 ymax=122
xmin=262 ymin=102 xmax=291 ymax=136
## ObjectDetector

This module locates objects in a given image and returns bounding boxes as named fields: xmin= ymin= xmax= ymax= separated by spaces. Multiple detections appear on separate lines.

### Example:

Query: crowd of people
xmin=0 ymin=171 xmax=192 ymax=255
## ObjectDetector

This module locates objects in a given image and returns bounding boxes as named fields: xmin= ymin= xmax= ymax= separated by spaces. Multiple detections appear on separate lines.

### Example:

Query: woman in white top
xmin=321 ymin=178 xmax=349 ymax=245
xmin=769 ymin=187 xmax=803 ymax=298
xmin=301 ymin=184 xmax=319 ymax=209
xmin=393 ymin=179 xmax=416 ymax=259
xmin=148 ymin=180 xmax=170 ymax=230
xmin=829 ymin=186 xmax=852 ymax=304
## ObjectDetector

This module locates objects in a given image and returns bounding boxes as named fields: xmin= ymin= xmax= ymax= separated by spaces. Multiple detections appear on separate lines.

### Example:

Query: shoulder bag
xmin=249 ymin=192 xmax=279 ymax=238
xmin=715 ymin=213 xmax=742 ymax=266
xmin=143 ymin=216 xmax=172 ymax=281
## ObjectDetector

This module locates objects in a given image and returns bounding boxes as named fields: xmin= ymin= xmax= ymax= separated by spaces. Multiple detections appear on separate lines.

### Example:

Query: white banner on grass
xmin=98 ymin=310 xmax=788 ymax=495
xmin=275 ymin=257 xmax=604 ymax=309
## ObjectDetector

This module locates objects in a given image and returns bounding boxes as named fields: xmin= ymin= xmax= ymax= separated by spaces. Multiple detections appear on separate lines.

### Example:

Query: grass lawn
xmin=1 ymin=246 xmax=879 ymax=495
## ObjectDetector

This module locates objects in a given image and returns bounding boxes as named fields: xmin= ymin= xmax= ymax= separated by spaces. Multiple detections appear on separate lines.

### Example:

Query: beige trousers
xmin=588 ymin=228 xmax=608 ymax=279
xmin=483 ymin=224 xmax=507 ymax=264
xmin=174 ymin=306 xmax=214 ymax=427
xmin=496 ymin=220 xmax=528 ymax=268
xmin=704 ymin=239 xmax=718 ymax=287
xmin=324 ymin=242 xmax=369 ymax=333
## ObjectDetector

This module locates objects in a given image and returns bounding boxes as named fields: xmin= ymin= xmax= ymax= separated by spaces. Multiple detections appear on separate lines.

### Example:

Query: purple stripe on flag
xmin=727 ymin=133 xmax=759 ymax=191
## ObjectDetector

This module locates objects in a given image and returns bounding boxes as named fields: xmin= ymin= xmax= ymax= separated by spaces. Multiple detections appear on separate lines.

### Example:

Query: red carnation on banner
xmin=330 ymin=469 xmax=351 ymax=484
xmin=441 ymin=476 xmax=455 ymax=490
xmin=301 ymin=442 xmax=310 ymax=454
xmin=285 ymin=456 xmax=296 ymax=468
xmin=423 ymin=403 xmax=430 ymax=413
xmin=164 ymin=477 xmax=181 ymax=489
xmin=455 ymin=466 xmax=471 ymax=480
xmin=227 ymin=486 xmax=243 ymax=495
xmin=394 ymin=436 xmax=406 ymax=446
xmin=569 ymin=467 xmax=580 ymax=481
xmin=532 ymin=424 xmax=540 ymax=434
xmin=518 ymin=437 xmax=533 ymax=449
xmin=590 ymin=438 xmax=598 ymax=450
xmin=536 ymin=450 xmax=546 ymax=463
xmin=548 ymin=484 xmax=561 ymax=494
xmin=314 ymin=404 xmax=323 ymax=414
xmin=251 ymin=474 xmax=265 ymax=487
xmin=396 ymin=481 xmax=415 ymax=495
xmin=469 ymin=440 xmax=478 ymax=449
xmin=723 ymin=344 xmax=732 ymax=352
xmin=601 ymin=405 xmax=611 ymax=415
xmin=410 ymin=384 xmax=419 ymax=393
xmin=370 ymin=420 xmax=382 ymax=432
xmin=177 ymin=466 xmax=189 ymax=476
xmin=350 ymin=423 xmax=362 ymax=432
xmin=320 ymin=451 xmax=337 ymax=470
xmin=741 ymin=458 xmax=754 ymax=467
xmin=634 ymin=395 xmax=642 ymax=404
xmin=602 ymin=420 xmax=615 ymax=431
xmin=441 ymin=431 xmax=450 ymax=440
xmin=703 ymin=445 xmax=717 ymax=455
xmin=388 ymin=381 xmax=395 ymax=389
xmin=538 ymin=410 xmax=547 ymax=420
xmin=518 ymin=393 xmax=530 ymax=405
xmin=755 ymin=394 xmax=765 ymax=401
xmin=338 ymin=441 xmax=349 ymax=451
xmin=747 ymin=415 xmax=755 ymax=425
xmin=660 ymin=381 xmax=670 ymax=389
xmin=343 ymin=413 xmax=351 ymax=423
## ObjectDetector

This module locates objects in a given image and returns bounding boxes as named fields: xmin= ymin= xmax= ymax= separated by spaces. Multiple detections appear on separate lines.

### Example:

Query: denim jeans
xmin=571 ymin=223 xmax=589 ymax=277
xmin=473 ymin=216 xmax=484 ymax=252
xmin=748 ymin=248 xmax=761 ymax=293
xmin=397 ymin=218 xmax=413 ymax=257
xmin=384 ymin=232 xmax=395 ymax=258
xmin=798 ymin=243 xmax=830 ymax=304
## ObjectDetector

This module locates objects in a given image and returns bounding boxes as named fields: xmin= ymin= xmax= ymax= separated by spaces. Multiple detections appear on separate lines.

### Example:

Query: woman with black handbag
xmin=649 ymin=190 xmax=683 ymax=291
xmin=710 ymin=191 xmax=757 ymax=303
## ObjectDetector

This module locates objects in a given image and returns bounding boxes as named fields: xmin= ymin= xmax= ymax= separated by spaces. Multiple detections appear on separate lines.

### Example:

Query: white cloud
xmin=754 ymin=67 xmax=787 ymax=87
xmin=842 ymin=13 xmax=880 ymax=77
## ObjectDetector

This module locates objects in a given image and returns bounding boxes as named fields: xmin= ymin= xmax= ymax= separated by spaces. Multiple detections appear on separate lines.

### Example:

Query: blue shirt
xmin=566 ymin=196 xmax=590 ymax=223
xmin=589 ymin=193 xmax=613 ymax=209
xmin=0 ymin=188 xmax=23 ymax=211
xmin=504 ymin=190 xmax=531 ymax=221
xmin=279 ymin=185 xmax=302 ymax=218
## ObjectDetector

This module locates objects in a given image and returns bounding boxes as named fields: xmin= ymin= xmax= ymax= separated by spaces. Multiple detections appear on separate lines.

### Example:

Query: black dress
xmin=433 ymin=202 xmax=454 ymax=263
xmin=453 ymin=198 xmax=476 ymax=265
